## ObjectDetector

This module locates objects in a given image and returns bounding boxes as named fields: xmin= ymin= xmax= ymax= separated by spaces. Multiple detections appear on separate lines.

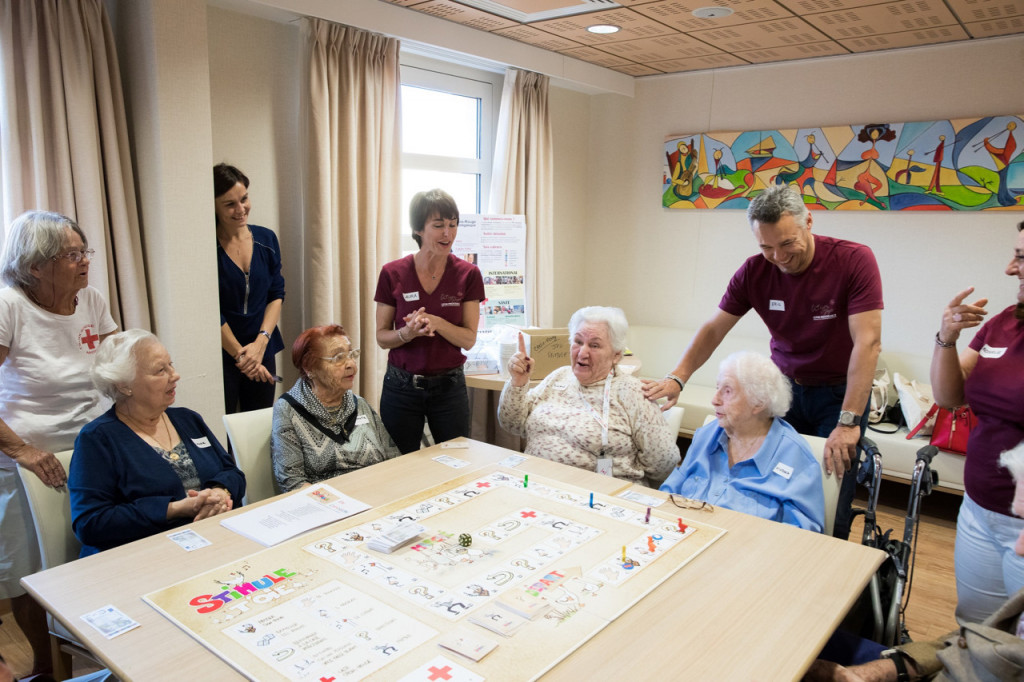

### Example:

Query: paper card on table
xmin=437 ymin=627 xmax=498 ymax=661
xmin=617 ymin=490 xmax=665 ymax=507
xmin=498 ymin=454 xmax=527 ymax=468
xmin=469 ymin=608 xmax=529 ymax=637
xmin=166 ymin=529 xmax=211 ymax=551
xmin=433 ymin=454 xmax=471 ymax=468
xmin=219 ymin=483 xmax=370 ymax=546
xmin=80 ymin=605 xmax=140 ymax=639
xmin=440 ymin=441 xmax=469 ymax=449
xmin=399 ymin=655 xmax=484 ymax=682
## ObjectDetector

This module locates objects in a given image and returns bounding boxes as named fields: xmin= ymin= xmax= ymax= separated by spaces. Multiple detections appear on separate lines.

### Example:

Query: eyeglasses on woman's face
xmin=320 ymin=348 xmax=360 ymax=363
xmin=52 ymin=249 xmax=96 ymax=264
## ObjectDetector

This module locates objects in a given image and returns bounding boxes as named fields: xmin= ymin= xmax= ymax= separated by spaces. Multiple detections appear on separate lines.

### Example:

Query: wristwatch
xmin=880 ymin=648 xmax=911 ymax=682
xmin=838 ymin=410 xmax=862 ymax=427
xmin=258 ymin=330 xmax=272 ymax=341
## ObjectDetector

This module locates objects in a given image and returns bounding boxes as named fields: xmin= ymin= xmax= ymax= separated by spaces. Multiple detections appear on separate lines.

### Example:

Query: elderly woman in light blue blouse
xmin=661 ymin=351 xmax=825 ymax=532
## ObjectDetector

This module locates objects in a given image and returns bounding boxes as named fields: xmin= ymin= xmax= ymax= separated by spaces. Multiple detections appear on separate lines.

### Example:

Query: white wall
xmin=583 ymin=36 xmax=1024 ymax=381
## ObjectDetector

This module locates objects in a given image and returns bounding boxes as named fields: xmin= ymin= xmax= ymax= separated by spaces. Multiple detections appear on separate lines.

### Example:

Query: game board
xmin=144 ymin=466 xmax=726 ymax=681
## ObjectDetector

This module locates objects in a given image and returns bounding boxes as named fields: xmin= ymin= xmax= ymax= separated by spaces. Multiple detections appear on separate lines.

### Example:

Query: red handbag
xmin=906 ymin=403 xmax=977 ymax=455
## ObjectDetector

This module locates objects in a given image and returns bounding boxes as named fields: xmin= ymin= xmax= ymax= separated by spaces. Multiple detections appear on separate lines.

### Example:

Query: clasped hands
xmin=938 ymin=286 xmax=989 ymax=346
xmin=401 ymin=307 xmax=436 ymax=340
xmin=170 ymin=487 xmax=233 ymax=521
xmin=507 ymin=332 xmax=535 ymax=387
xmin=235 ymin=335 xmax=275 ymax=384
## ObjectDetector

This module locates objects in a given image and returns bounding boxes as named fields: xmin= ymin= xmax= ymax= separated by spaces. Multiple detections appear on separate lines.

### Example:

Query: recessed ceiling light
xmin=691 ymin=6 xmax=734 ymax=19
xmin=586 ymin=24 xmax=621 ymax=34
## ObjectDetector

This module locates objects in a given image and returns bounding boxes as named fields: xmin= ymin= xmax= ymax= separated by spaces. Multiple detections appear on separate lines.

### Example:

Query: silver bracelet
xmin=935 ymin=331 xmax=956 ymax=348
xmin=397 ymin=327 xmax=409 ymax=344
xmin=664 ymin=374 xmax=685 ymax=391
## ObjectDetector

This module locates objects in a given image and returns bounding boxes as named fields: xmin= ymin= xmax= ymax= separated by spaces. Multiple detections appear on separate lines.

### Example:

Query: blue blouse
xmin=660 ymin=418 xmax=825 ymax=532
xmin=217 ymin=224 xmax=285 ymax=360
xmin=70 ymin=406 xmax=247 ymax=556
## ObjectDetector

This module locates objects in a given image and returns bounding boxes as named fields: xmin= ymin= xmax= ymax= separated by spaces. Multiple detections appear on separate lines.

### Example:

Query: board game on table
xmin=144 ymin=465 xmax=725 ymax=681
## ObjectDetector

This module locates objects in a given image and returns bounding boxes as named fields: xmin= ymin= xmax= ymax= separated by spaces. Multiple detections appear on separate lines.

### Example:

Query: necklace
xmin=416 ymin=254 xmax=445 ymax=281
xmin=119 ymin=410 xmax=176 ymax=455
xmin=24 ymin=285 xmax=78 ymax=314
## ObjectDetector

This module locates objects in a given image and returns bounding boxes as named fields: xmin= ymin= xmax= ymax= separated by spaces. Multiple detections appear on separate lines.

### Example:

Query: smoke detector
xmin=692 ymin=6 xmax=734 ymax=18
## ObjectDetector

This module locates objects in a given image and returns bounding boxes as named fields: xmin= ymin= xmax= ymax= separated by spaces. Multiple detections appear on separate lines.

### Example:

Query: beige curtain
xmin=0 ymin=0 xmax=149 ymax=329
xmin=489 ymin=68 xmax=554 ymax=328
xmin=304 ymin=19 xmax=401 ymax=406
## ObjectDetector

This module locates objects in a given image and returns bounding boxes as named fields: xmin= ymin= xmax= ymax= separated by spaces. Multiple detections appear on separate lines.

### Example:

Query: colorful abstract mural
xmin=663 ymin=115 xmax=1024 ymax=211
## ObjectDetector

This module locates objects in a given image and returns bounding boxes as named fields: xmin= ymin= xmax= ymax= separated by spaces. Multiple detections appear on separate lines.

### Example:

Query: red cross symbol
xmin=475 ymin=481 xmax=491 ymax=488
xmin=520 ymin=510 xmax=536 ymax=518
xmin=80 ymin=327 xmax=100 ymax=350
xmin=428 ymin=665 xmax=453 ymax=681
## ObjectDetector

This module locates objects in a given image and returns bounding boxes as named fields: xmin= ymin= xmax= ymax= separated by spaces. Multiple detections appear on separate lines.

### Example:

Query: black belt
xmin=388 ymin=364 xmax=463 ymax=389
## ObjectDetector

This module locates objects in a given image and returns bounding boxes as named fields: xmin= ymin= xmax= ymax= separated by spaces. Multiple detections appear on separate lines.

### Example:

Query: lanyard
xmin=578 ymin=375 xmax=612 ymax=449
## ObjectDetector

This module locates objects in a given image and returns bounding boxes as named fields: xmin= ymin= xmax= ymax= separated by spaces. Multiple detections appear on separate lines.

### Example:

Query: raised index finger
xmin=949 ymin=286 xmax=975 ymax=308
xmin=518 ymin=332 xmax=526 ymax=356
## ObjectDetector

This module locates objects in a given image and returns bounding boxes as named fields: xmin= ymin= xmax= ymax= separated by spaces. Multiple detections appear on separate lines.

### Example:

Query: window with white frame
xmin=399 ymin=60 xmax=499 ymax=253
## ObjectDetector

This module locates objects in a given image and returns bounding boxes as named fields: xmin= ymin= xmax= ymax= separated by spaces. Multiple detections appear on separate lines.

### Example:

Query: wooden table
xmin=22 ymin=439 xmax=883 ymax=680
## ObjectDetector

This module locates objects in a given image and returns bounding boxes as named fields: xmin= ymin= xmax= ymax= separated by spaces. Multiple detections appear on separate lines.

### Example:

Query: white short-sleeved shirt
xmin=0 ymin=285 xmax=117 ymax=466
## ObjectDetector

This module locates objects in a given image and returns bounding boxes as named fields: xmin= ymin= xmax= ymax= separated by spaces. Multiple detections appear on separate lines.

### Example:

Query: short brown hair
xmin=409 ymin=189 xmax=459 ymax=247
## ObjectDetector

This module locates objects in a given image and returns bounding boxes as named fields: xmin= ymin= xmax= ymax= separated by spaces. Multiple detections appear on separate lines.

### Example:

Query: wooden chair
xmin=222 ymin=407 xmax=276 ymax=505
xmin=17 ymin=450 xmax=102 ymax=678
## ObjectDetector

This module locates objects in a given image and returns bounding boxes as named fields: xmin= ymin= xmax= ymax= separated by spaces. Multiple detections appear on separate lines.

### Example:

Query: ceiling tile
xmin=631 ymin=0 xmax=793 ymax=31
xmin=407 ymin=0 xmax=519 ymax=30
xmin=380 ymin=0 xmax=433 ymax=7
xmin=802 ymin=0 xmax=959 ymax=40
xmin=687 ymin=16 xmax=831 ymax=50
xmin=528 ymin=7 xmax=678 ymax=44
xmin=560 ymin=45 xmax=637 ymax=65
xmin=965 ymin=15 xmax=1024 ymax=36
xmin=946 ymin=0 xmax=1024 ymax=24
xmin=492 ymin=23 xmax=585 ymax=49
xmin=734 ymin=39 xmax=848 ymax=62
xmin=596 ymin=32 xmax=725 ymax=60
xmin=649 ymin=52 xmax=752 ymax=72
xmin=840 ymin=24 xmax=969 ymax=50
xmin=775 ymin=0 xmax=886 ymax=13
xmin=610 ymin=63 xmax=665 ymax=75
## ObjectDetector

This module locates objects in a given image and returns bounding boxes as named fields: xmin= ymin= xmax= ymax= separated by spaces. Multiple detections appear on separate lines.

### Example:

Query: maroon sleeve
xmin=846 ymin=244 xmax=884 ymax=316
xmin=718 ymin=259 xmax=754 ymax=317
xmin=374 ymin=263 xmax=397 ymax=307
xmin=464 ymin=264 xmax=485 ymax=302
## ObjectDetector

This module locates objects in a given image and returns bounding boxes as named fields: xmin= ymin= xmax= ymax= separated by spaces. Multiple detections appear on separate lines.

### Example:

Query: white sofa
xmin=627 ymin=325 xmax=965 ymax=494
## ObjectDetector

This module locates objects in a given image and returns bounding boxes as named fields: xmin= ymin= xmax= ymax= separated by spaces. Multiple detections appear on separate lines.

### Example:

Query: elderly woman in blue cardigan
xmin=69 ymin=330 xmax=245 ymax=556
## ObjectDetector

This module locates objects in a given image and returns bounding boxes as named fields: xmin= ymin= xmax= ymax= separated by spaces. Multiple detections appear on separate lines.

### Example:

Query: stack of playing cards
xmin=367 ymin=521 xmax=425 ymax=554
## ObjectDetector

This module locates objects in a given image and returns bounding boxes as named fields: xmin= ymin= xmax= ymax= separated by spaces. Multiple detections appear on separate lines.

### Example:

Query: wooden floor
xmin=0 ymin=481 xmax=961 ymax=679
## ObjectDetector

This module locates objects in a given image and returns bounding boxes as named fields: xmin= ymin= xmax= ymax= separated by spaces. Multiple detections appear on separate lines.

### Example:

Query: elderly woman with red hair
xmin=271 ymin=324 xmax=399 ymax=492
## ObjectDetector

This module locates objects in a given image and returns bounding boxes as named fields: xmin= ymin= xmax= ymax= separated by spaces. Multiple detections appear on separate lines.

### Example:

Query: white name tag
xmin=769 ymin=299 xmax=785 ymax=311
xmin=192 ymin=437 xmax=211 ymax=448
xmin=980 ymin=344 xmax=1007 ymax=359
xmin=355 ymin=414 xmax=370 ymax=426
xmin=553 ymin=382 xmax=568 ymax=391
xmin=772 ymin=462 xmax=794 ymax=480
xmin=403 ymin=291 xmax=420 ymax=302
xmin=596 ymin=455 xmax=614 ymax=477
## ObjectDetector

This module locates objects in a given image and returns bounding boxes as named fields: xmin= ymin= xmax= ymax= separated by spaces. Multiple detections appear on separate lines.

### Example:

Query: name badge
xmin=403 ymin=291 xmax=420 ymax=302
xmin=596 ymin=455 xmax=614 ymax=477
xmin=769 ymin=299 xmax=785 ymax=311
xmin=355 ymin=414 xmax=370 ymax=426
xmin=553 ymin=382 xmax=568 ymax=391
xmin=192 ymin=437 xmax=211 ymax=448
xmin=772 ymin=462 xmax=793 ymax=480
xmin=980 ymin=344 xmax=1007 ymax=359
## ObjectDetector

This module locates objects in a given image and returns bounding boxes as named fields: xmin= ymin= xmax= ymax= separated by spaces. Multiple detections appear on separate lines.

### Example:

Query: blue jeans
xmin=785 ymin=380 xmax=868 ymax=540
xmin=380 ymin=364 xmax=470 ymax=454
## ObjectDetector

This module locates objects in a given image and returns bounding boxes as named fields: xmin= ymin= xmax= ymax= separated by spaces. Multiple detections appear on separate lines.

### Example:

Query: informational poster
xmin=453 ymin=214 xmax=527 ymax=329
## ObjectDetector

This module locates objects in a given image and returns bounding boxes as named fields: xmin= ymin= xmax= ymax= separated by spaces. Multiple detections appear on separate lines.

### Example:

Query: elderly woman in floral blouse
xmin=498 ymin=306 xmax=679 ymax=485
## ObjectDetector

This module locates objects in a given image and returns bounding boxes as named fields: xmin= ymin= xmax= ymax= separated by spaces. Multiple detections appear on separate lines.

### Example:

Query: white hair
xmin=1000 ymin=441 xmax=1024 ymax=485
xmin=568 ymin=306 xmax=628 ymax=353
xmin=718 ymin=351 xmax=792 ymax=418
xmin=91 ymin=329 xmax=159 ymax=402
xmin=0 ymin=211 xmax=87 ymax=288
